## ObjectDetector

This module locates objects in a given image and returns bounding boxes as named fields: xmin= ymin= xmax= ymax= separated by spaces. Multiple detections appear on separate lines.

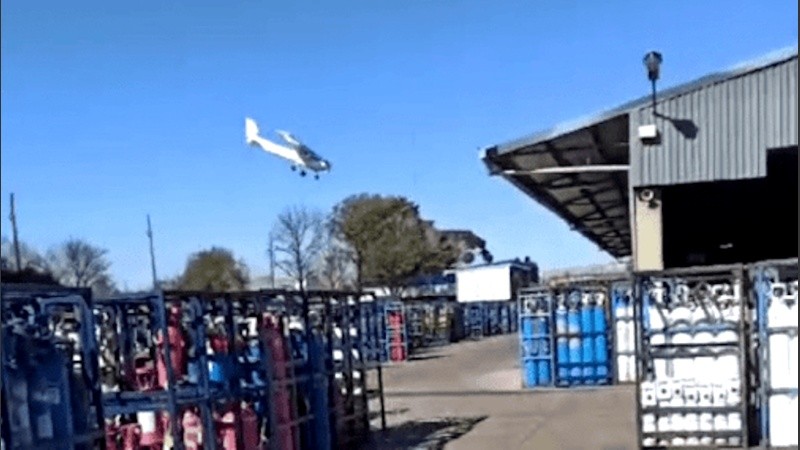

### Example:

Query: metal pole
xmin=650 ymin=79 xmax=658 ymax=115
xmin=268 ymin=233 xmax=276 ymax=289
xmin=9 ymin=193 xmax=22 ymax=272
xmin=377 ymin=364 xmax=387 ymax=431
xmin=147 ymin=214 xmax=159 ymax=290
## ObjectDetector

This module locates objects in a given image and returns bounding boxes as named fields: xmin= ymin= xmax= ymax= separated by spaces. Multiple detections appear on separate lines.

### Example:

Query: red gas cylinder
xmin=215 ymin=407 xmax=237 ymax=450
xmin=210 ymin=333 xmax=229 ymax=354
xmin=240 ymin=403 xmax=262 ymax=450
xmin=182 ymin=408 xmax=204 ymax=450
xmin=262 ymin=314 xmax=288 ymax=378
xmin=119 ymin=423 xmax=142 ymax=450
xmin=134 ymin=355 xmax=157 ymax=391
xmin=137 ymin=411 xmax=164 ymax=448
xmin=156 ymin=304 xmax=187 ymax=388
xmin=105 ymin=421 xmax=120 ymax=450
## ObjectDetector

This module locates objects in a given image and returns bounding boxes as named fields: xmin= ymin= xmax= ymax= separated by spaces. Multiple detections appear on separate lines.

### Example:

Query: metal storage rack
xmin=518 ymin=287 xmax=555 ymax=388
xmin=751 ymin=258 xmax=799 ymax=449
xmin=94 ymin=292 xmax=191 ymax=450
xmin=634 ymin=264 xmax=752 ymax=449
xmin=377 ymin=300 xmax=407 ymax=363
xmin=551 ymin=284 xmax=613 ymax=387
xmin=1 ymin=284 xmax=106 ymax=450
xmin=611 ymin=282 xmax=638 ymax=384
xmin=465 ymin=303 xmax=484 ymax=340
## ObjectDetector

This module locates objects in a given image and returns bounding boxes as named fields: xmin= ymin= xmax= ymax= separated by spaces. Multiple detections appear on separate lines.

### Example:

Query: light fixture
xmin=643 ymin=51 xmax=662 ymax=114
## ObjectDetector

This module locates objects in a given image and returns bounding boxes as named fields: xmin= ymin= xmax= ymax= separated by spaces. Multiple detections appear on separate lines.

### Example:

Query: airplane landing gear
xmin=291 ymin=166 xmax=297 ymax=171
xmin=314 ymin=174 xmax=319 ymax=180
xmin=300 ymin=170 xmax=307 ymax=177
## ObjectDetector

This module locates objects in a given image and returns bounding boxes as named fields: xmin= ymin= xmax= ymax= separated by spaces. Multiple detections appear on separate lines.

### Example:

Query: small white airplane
xmin=245 ymin=117 xmax=331 ymax=179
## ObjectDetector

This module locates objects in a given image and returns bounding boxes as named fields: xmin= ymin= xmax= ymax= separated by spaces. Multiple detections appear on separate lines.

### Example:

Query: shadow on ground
xmin=359 ymin=417 xmax=486 ymax=450
xmin=408 ymin=354 xmax=447 ymax=362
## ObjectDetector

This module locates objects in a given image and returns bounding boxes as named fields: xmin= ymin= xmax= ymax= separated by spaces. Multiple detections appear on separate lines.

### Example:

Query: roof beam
xmin=501 ymin=164 xmax=629 ymax=176
xmin=544 ymin=141 xmax=628 ymax=246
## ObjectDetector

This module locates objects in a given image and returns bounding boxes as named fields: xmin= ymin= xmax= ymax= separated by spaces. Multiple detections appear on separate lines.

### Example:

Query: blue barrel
xmin=567 ymin=305 xmax=581 ymax=383
xmin=592 ymin=301 xmax=609 ymax=383
xmin=580 ymin=300 xmax=595 ymax=384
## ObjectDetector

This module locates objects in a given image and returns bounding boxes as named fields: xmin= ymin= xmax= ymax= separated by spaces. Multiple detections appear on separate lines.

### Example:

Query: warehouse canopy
xmin=481 ymin=46 xmax=798 ymax=258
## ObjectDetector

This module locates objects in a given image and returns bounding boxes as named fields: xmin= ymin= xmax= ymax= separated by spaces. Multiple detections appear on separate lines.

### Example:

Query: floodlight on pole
xmin=643 ymin=51 xmax=662 ymax=114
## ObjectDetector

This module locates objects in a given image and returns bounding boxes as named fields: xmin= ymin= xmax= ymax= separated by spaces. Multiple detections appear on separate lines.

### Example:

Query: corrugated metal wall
xmin=629 ymin=57 xmax=798 ymax=187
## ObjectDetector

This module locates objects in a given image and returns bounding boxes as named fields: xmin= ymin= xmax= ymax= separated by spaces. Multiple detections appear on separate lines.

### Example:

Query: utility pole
xmin=147 ymin=214 xmax=159 ymax=291
xmin=9 ymin=193 xmax=22 ymax=273
xmin=268 ymin=233 xmax=276 ymax=289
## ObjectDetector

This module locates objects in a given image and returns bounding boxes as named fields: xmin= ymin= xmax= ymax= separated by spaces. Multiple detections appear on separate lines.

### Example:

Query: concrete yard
xmin=362 ymin=335 xmax=639 ymax=450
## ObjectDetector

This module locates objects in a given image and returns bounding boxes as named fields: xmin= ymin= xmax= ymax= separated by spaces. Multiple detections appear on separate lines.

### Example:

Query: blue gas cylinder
xmin=567 ymin=293 xmax=582 ymax=383
xmin=593 ymin=293 xmax=609 ymax=383
xmin=580 ymin=294 xmax=595 ymax=383
xmin=525 ymin=359 xmax=538 ymax=387
xmin=522 ymin=316 xmax=534 ymax=337
xmin=555 ymin=300 xmax=569 ymax=383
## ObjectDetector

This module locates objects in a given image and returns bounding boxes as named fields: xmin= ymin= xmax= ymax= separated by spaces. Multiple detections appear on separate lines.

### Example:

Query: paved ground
xmin=361 ymin=335 xmax=639 ymax=450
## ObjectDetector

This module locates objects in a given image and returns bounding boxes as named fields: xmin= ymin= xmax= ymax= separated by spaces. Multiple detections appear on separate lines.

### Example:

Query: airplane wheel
xmin=300 ymin=171 xmax=306 ymax=177
xmin=314 ymin=174 xmax=319 ymax=180
xmin=291 ymin=166 xmax=296 ymax=171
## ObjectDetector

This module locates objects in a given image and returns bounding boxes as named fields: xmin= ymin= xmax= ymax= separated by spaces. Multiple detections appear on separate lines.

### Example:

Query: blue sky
xmin=2 ymin=1 xmax=797 ymax=290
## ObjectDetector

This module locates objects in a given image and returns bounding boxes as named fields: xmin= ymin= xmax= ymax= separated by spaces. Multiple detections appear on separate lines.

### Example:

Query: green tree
xmin=177 ymin=247 xmax=250 ymax=292
xmin=330 ymin=194 xmax=459 ymax=295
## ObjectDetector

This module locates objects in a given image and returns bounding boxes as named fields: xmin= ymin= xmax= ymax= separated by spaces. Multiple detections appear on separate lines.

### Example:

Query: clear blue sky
xmin=2 ymin=1 xmax=797 ymax=290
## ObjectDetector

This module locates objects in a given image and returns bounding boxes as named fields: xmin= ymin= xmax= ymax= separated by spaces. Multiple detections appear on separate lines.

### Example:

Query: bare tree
xmin=48 ymin=238 xmax=117 ymax=295
xmin=316 ymin=221 xmax=355 ymax=290
xmin=271 ymin=206 xmax=325 ymax=293
xmin=1 ymin=235 xmax=52 ymax=274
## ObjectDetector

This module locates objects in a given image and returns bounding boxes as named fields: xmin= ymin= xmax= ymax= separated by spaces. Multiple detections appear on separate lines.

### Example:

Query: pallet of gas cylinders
xmin=402 ymin=297 xmax=453 ymax=354
xmin=358 ymin=297 xmax=408 ymax=364
xmin=1 ymin=285 xmax=386 ymax=450
xmin=455 ymin=300 xmax=517 ymax=342
xmin=517 ymin=284 xmax=614 ymax=389
xmin=635 ymin=259 xmax=798 ymax=449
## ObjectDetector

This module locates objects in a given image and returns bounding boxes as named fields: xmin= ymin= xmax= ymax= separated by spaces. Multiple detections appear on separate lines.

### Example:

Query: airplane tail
xmin=245 ymin=117 xmax=260 ymax=144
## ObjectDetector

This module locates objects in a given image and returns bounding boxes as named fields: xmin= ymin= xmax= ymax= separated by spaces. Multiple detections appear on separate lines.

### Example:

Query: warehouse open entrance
xmin=661 ymin=146 xmax=798 ymax=268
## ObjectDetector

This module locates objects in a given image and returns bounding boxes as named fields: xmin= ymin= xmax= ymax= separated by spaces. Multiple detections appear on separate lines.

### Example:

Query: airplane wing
xmin=275 ymin=130 xmax=302 ymax=147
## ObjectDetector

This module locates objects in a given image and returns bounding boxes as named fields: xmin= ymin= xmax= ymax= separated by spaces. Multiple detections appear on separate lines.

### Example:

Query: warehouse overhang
xmin=481 ymin=46 xmax=797 ymax=259
xmin=482 ymin=113 xmax=632 ymax=257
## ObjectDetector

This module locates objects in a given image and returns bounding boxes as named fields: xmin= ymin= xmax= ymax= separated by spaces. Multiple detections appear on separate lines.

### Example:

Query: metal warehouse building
xmin=482 ymin=47 xmax=798 ymax=271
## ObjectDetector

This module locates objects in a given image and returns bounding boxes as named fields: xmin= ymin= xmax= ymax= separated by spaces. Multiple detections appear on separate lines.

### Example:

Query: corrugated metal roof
xmin=630 ymin=54 xmax=798 ymax=186
xmin=484 ymin=46 xmax=797 ymax=157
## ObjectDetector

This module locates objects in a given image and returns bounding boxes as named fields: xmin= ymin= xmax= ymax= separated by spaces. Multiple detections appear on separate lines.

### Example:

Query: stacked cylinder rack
xmin=3 ymin=286 xmax=386 ymax=450
xmin=375 ymin=300 xmax=408 ymax=364
xmin=752 ymin=259 xmax=798 ymax=448
xmin=635 ymin=265 xmax=751 ymax=449
xmin=611 ymin=283 xmax=638 ymax=384
xmin=1 ymin=284 xmax=106 ymax=450
xmin=519 ymin=287 xmax=555 ymax=388
xmin=518 ymin=284 xmax=613 ymax=389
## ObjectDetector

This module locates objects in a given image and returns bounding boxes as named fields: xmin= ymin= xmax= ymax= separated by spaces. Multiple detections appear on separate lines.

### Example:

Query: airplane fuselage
xmin=245 ymin=117 xmax=331 ymax=176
